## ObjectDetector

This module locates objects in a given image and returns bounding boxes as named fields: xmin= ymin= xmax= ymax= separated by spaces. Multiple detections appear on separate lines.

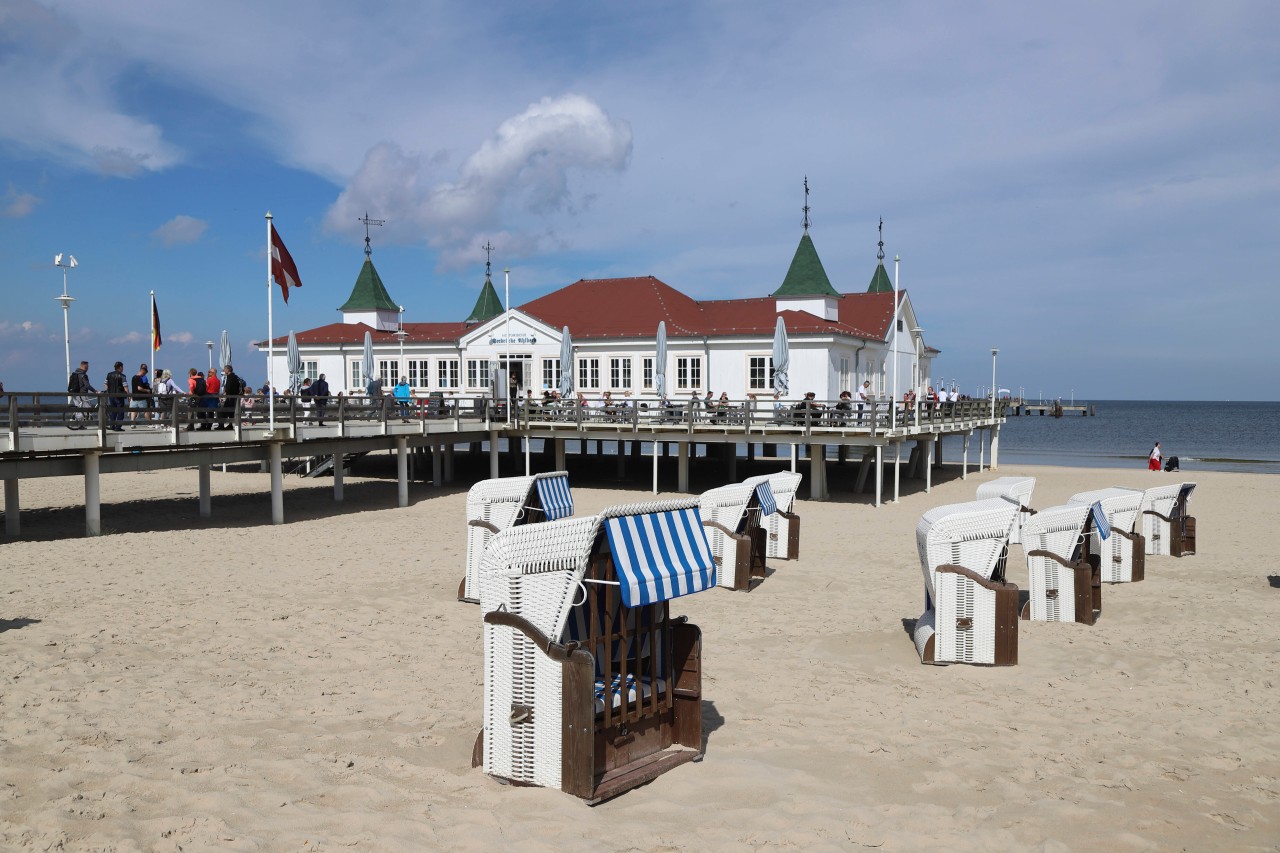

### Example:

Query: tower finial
xmin=802 ymin=176 xmax=811 ymax=233
xmin=359 ymin=211 xmax=385 ymax=258
xmin=877 ymin=217 xmax=885 ymax=263
xmin=481 ymin=241 xmax=495 ymax=279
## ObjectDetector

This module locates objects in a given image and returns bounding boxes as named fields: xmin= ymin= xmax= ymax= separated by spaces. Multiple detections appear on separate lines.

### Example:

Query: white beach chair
xmin=698 ymin=479 xmax=777 ymax=590
xmin=1068 ymin=487 xmax=1146 ymax=583
xmin=742 ymin=470 xmax=803 ymax=560
xmin=460 ymin=471 xmax=574 ymax=602
xmin=475 ymin=499 xmax=714 ymax=803
xmin=975 ymin=476 xmax=1036 ymax=544
xmin=913 ymin=498 xmax=1021 ymax=666
xmin=1138 ymin=482 xmax=1197 ymax=557
xmin=1021 ymin=502 xmax=1102 ymax=625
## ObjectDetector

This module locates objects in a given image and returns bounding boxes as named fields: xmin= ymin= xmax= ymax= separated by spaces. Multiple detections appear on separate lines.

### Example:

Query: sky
xmin=1 ymin=0 xmax=1277 ymax=400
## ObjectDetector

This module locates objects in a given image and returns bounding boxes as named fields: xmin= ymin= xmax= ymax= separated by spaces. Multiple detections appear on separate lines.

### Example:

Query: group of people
xmin=67 ymin=360 xmax=247 ymax=431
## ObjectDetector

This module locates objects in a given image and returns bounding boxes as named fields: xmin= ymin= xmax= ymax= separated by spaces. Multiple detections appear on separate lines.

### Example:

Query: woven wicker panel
xmin=975 ymin=476 xmax=1036 ymax=544
xmin=916 ymin=499 xmax=1019 ymax=601
xmin=1022 ymin=503 xmax=1090 ymax=622
xmin=743 ymin=470 xmax=803 ymax=514
xmin=463 ymin=475 xmax=537 ymax=600
xmin=1068 ymin=488 xmax=1143 ymax=582
xmin=1139 ymin=482 xmax=1195 ymax=556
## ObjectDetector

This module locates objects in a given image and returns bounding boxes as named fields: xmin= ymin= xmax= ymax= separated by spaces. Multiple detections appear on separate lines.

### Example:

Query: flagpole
xmin=150 ymin=290 xmax=156 ymax=383
xmin=266 ymin=211 xmax=275 ymax=432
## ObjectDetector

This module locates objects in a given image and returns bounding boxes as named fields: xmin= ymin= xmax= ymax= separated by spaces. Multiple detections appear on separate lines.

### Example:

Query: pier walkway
xmin=1 ymin=392 xmax=1007 ymax=536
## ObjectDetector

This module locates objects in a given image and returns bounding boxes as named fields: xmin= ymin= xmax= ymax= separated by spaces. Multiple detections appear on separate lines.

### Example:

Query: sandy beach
xmin=2 ymin=461 xmax=1277 ymax=851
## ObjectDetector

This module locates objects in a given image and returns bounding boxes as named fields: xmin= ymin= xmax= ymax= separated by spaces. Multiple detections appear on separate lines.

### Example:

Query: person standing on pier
xmin=311 ymin=373 xmax=330 ymax=425
xmin=105 ymin=361 xmax=128 ymax=431
xmin=218 ymin=364 xmax=244 ymax=430
xmin=130 ymin=364 xmax=151 ymax=425
xmin=1149 ymin=442 xmax=1162 ymax=471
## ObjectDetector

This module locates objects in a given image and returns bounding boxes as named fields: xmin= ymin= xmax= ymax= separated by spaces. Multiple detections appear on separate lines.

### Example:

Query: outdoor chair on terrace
xmin=913 ymin=498 xmax=1021 ymax=666
xmin=1138 ymin=482 xmax=1197 ymax=557
xmin=975 ymin=476 xmax=1037 ymax=544
xmin=1020 ymin=502 xmax=1103 ymax=625
xmin=1068 ymin=487 xmax=1146 ymax=583
xmin=474 ymin=500 xmax=714 ymax=804
xmin=459 ymin=470 xmax=574 ymax=602
xmin=698 ymin=479 xmax=778 ymax=590
xmin=742 ymin=470 xmax=803 ymax=560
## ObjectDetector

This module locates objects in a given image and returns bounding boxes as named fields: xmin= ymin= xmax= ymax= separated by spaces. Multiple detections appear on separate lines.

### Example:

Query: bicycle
xmin=64 ymin=396 xmax=99 ymax=430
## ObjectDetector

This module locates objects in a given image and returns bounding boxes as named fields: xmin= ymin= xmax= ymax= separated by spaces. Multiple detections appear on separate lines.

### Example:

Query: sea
xmin=946 ymin=400 xmax=1280 ymax=475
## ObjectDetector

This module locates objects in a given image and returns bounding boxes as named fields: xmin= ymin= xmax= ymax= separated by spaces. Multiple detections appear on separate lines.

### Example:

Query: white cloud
xmin=2 ymin=184 xmax=40 ymax=218
xmin=0 ymin=319 xmax=46 ymax=337
xmin=324 ymin=94 xmax=631 ymax=267
xmin=168 ymin=331 xmax=194 ymax=345
xmin=152 ymin=215 xmax=209 ymax=246
xmin=108 ymin=331 xmax=144 ymax=345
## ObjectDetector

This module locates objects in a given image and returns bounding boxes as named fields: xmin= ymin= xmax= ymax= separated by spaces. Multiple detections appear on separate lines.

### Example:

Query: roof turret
xmin=338 ymin=258 xmax=399 ymax=311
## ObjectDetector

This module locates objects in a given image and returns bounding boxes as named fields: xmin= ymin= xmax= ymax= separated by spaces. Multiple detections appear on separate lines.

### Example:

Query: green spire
xmin=772 ymin=232 xmax=839 ymax=297
xmin=465 ymin=274 xmax=504 ymax=323
xmin=339 ymin=259 xmax=399 ymax=312
xmin=867 ymin=262 xmax=894 ymax=293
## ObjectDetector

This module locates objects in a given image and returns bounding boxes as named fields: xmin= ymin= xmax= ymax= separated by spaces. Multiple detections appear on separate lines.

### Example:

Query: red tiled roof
xmin=264 ymin=277 xmax=905 ymax=346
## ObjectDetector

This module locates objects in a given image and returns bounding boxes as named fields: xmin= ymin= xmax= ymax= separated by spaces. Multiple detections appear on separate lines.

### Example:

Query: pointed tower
xmin=339 ymin=215 xmax=400 ymax=330
xmin=772 ymin=177 xmax=841 ymax=320
xmin=867 ymin=218 xmax=893 ymax=293
xmin=465 ymin=242 xmax=504 ymax=324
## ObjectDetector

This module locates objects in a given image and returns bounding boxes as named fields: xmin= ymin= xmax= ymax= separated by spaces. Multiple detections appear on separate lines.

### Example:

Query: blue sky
xmin=2 ymin=0 xmax=1277 ymax=399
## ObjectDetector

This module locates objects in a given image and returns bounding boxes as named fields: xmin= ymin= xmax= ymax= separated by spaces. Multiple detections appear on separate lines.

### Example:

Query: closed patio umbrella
xmin=772 ymin=317 xmax=790 ymax=396
xmin=655 ymin=321 xmax=667 ymax=399
xmin=219 ymin=330 xmax=232 ymax=372
xmin=558 ymin=326 xmax=574 ymax=397
xmin=286 ymin=331 xmax=303 ymax=394
xmin=361 ymin=331 xmax=375 ymax=391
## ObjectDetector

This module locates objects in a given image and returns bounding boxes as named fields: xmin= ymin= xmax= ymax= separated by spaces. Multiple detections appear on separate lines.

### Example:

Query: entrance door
xmin=500 ymin=355 xmax=533 ymax=402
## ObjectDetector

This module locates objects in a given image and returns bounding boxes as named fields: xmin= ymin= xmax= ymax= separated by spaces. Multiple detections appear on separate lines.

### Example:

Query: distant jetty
xmin=1007 ymin=399 xmax=1096 ymax=417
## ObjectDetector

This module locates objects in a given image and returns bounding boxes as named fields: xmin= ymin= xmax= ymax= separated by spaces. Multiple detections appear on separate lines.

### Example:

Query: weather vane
xmin=877 ymin=217 xmax=885 ymax=263
xmin=482 ymin=240 xmax=495 ymax=278
xmin=359 ymin=211 xmax=385 ymax=258
xmin=802 ymin=176 xmax=811 ymax=233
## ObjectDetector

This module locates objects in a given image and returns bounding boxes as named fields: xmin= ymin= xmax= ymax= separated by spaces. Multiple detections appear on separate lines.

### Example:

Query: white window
xmin=408 ymin=359 xmax=429 ymax=389
xmin=301 ymin=361 xmax=319 ymax=382
xmin=578 ymin=357 xmax=600 ymax=390
xmin=466 ymin=359 xmax=490 ymax=389
xmin=748 ymin=355 xmax=773 ymax=391
xmin=609 ymin=357 xmax=632 ymax=389
xmin=350 ymin=360 xmax=363 ymax=391
xmin=378 ymin=360 xmax=397 ymax=386
xmin=642 ymin=357 xmax=654 ymax=389
xmin=839 ymin=357 xmax=850 ymax=393
xmin=437 ymin=359 xmax=459 ymax=389
xmin=542 ymin=358 xmax=561 ymax=391
xmin=676 ymin=356 xmax=702 ymax=390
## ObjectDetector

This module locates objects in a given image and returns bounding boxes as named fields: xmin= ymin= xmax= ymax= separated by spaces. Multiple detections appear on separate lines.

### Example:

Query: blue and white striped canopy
xmin=754 ymin=481 xmax=778 ymax=516
xmin=534 ymin=475 xmax=574 ymax=521
xmin=604 ymin=508 xmax=716 ymax=607
xmin=1090 ymin=501 xmax=1111 ymax=540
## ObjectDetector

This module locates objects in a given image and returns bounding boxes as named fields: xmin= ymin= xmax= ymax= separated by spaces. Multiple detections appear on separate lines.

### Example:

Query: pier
xmin=1006 ymin=398 xmax=1096 ymax=417
xmin=1 ymin=392 xmax=1008 ymax=537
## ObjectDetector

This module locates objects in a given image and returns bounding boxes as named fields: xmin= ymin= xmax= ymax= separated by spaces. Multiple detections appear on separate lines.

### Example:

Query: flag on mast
xmin=269 ymin=223 xmax=303 ymax=303
xmin=151 ymin=294 xmax=162 ymax=350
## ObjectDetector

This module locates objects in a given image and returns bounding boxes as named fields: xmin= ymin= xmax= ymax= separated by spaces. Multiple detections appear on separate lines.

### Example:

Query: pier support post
xmin=962 ymin=434 xmax=970 ymax=479
xmin=84 ymin=451 xmax=101 ymax=537
xmin=810 ymin=444 xmax=829 ymax=501
xmin=874 ymin=445 xmax=882 ymax=507
xmin=978 ymin=431 xmax=986 ymax=471
xmin=677 ymin=442 xmax=689 ymax=493
xmin=652 ymin=440 xmax=660 ymax=494
xmin=396 ymin=437 xmax=409 ymax=507
xmin=790 ymin=443 xmax=797 ymax=473
xmin=554 ymin=438 xmax=566 ymax=471
xmin=525 ymin=435 xmax=532 ymax=476
xmin=444 ymin=442 xmax=455 ymax=482
xmin=269 ymin=443 xmax=284 ymax=525
xmin=489 ymin=433 xmax=500 ymax=478
xmin=4 ymin=478 xmax=19 ymax=536
xmin=334 ymin=443 xmax=344 ymax=501
xmin=431 ymin=442 xmax=443 ymax=486
xmin=925 ymin=438 xmax=934 ymax=492
xmin=990 ymin=425 xmax=1000 ymax=470
xmin=198 ymin=463 xmax=211 ymax=518
xmin=893 ymin=441 xmax=901 ymax=503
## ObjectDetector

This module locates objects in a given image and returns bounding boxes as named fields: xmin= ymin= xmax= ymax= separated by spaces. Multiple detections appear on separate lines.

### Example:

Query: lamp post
xmin=991 ymin=348 xmax=999 ymax=419
xmin=396 ymin=305 xmax=406 ymax=384
xmin=206 ymin=340 xmax=214 ymax=372
xmin=909 ymin=327 xmax=924 ymax=427
xmin=54 ymin=253 xmax=77 ymax=381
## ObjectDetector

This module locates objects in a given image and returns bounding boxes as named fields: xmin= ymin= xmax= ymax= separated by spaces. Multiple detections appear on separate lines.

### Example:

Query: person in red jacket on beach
xmin=1148 ymin=441 xmax=1162 ymax=471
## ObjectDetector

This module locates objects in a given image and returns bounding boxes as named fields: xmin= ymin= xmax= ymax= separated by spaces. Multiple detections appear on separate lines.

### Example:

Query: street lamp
xmin=990 ymin=348 xmax=999 ymax=419
xmin=909 ymin=327 xmax=924 ymax=397
xmin=395 ymin=305 xmax=407 ymax=384
xmin=206 ymin=340 xmax=214 ymax=371
xmin=54 ymin=253 xmax=78 ymax=381
xmin=503 ymin=266 xmax=512 ymax=423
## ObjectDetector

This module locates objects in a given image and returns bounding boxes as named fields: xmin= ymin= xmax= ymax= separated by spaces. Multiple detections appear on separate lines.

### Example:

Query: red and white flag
xmin=270 ymin=223 xmax=303 ymax=303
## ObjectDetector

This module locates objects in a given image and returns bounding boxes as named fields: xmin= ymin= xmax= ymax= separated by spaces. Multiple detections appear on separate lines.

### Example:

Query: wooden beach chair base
xmin=766 ymin=511 xmax=800 ymax=560
xmin=707 ymin=525 xmax=767 ymax=591
xmin=1022 ymin=553 xmax=1102 ymax=626
xmin=917 ymin=567 xmax=1019 ymax=667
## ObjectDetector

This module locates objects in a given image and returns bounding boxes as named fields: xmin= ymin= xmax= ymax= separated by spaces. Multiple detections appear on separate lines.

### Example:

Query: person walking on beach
xmin=105 ymin=361 xmax=128 ymax=431
xmin=1149 ymin=441 xmax=1162 ymax=471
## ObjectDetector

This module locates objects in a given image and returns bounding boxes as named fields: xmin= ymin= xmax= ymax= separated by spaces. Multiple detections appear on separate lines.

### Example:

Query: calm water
xmin=945 ymin=400 xmax=1280 ymax=474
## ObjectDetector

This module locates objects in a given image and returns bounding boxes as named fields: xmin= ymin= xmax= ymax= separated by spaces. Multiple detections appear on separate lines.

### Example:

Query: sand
xmin=2 ymin=462 xmax=1277 ymax=851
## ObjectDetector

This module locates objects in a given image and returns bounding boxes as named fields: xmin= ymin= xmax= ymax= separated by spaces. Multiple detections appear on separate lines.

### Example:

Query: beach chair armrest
xmin=1018 ymin=505 xmax=1037 ymax=516
xmin=1142 ymin=509 xmax=1176 ymax=523
xmin=1110 ymin=527 xmax=1142 ymax=542
xmin=1025 ymin=549 xmax=1083 ymax=570
xmin=701 ymin=520 xmax=743 ymax=538
xmin=468 ymin=519 xmax=502 ymax=534
xmin=936 ymin=564 xmax=1012 ymax=592
xmin=482 ymin=610 xmax=578 ymax=662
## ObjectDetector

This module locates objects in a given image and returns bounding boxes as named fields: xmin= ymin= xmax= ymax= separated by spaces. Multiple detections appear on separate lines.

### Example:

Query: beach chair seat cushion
xmin=595 ymin=674 xmax=666 ymax=714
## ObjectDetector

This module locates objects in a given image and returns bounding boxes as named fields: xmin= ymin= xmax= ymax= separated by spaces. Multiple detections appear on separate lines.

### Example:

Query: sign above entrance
xmin=489 ymin=334 xmax=537 ymax=345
